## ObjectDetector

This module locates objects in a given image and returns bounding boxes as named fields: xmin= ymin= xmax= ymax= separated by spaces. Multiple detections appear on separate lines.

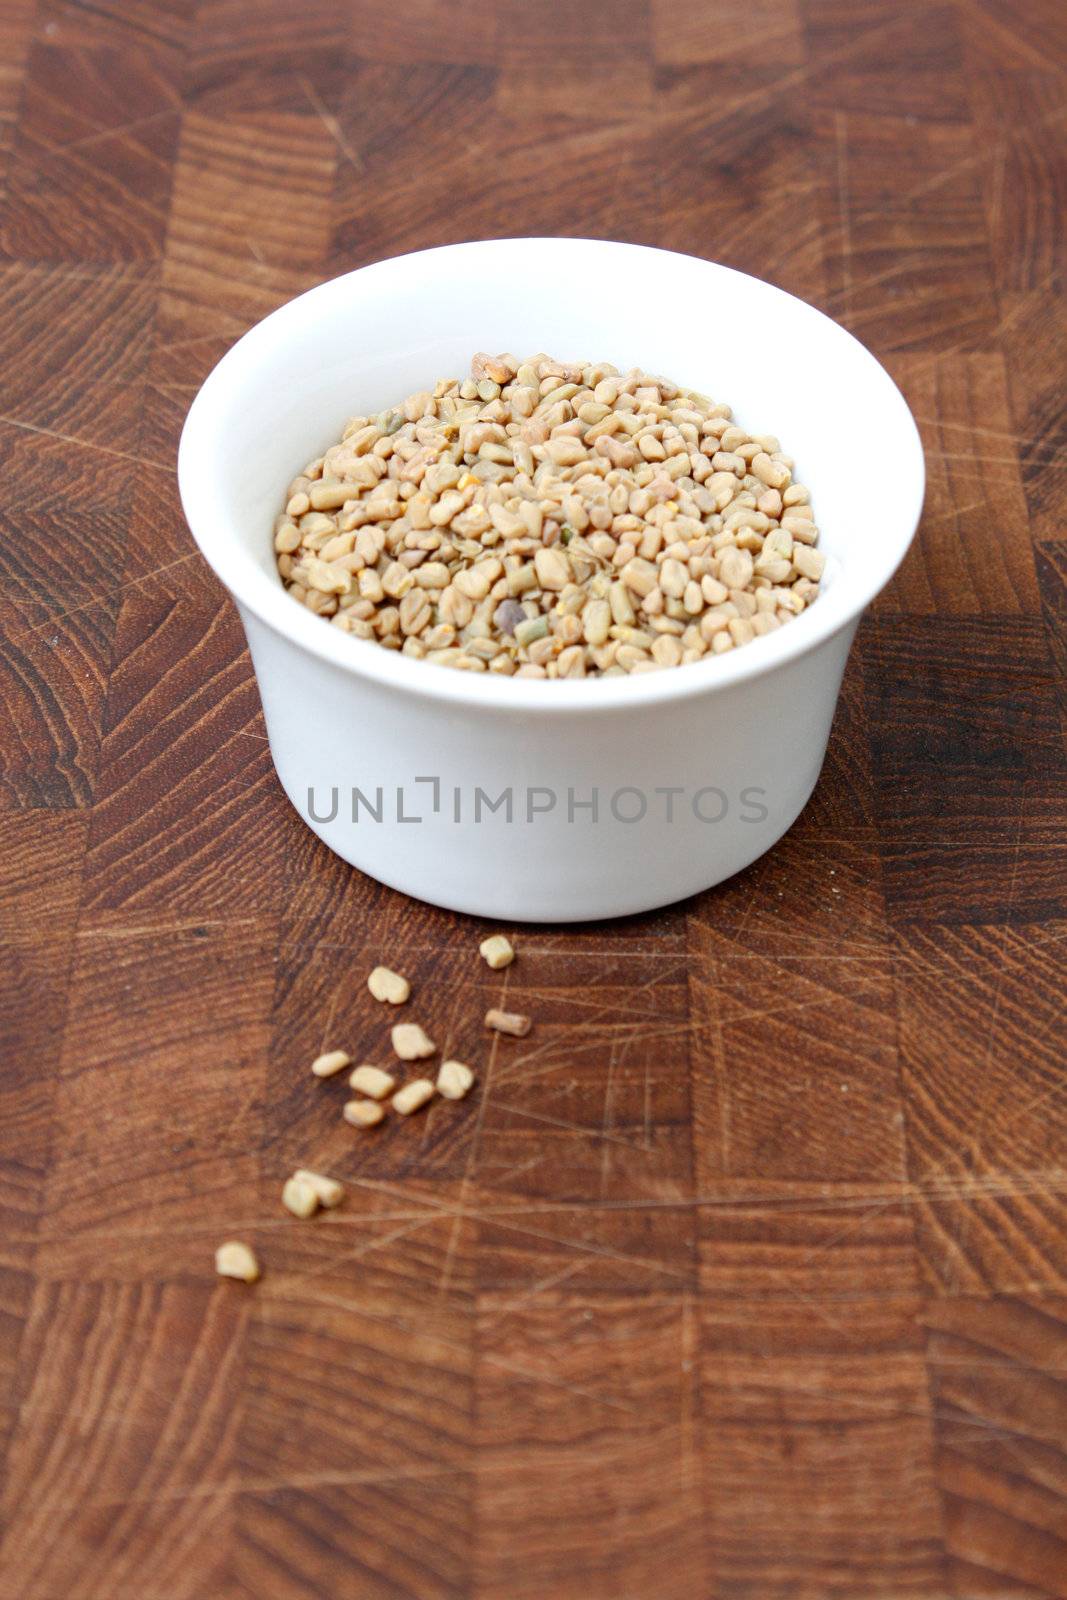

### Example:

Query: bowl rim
xmin=178 ymin=237 xmax=925 ymax=714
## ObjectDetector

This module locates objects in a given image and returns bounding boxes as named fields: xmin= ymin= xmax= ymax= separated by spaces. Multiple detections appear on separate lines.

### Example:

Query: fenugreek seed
xmin=312 ymin=1048 xmax=352 ymax=1078
xmin=282 ymin=1176 xmax=319 ymax=1219
xmin=349 ymin=1064 xmax=396 ymax=1100
xmin=391 ymin=1022 xmax=436 ymax=1060
xmin=392 ymin=1079 xmax=436 ymax=1116
xmin=310 ymin=481 xmax=355 ymax=511
xmin=718 ymin=547 xmax=754 ymax=589
xmin=437 ymin=1060 xmax=475 ymax=1100
xmin=792 ymin=544 xmax=826 ymax=580
xmin=343 ymin=1098 xmax=385 ymax=1128
xmin=368 ymin=965 xmax=410 ymax=1005
xmin=534 ymin=546 xmax=570 ymax=591
xmin=294 ymin=1169 xmax=345 ymax=1208
xmin=485 ymin=1008 xmax=531 ymax=1037
xmin=215 ymin=1241 xmax=260 ymax=1283
xmin=515 ymin=615 xmax=549 ymax=647
xmin=479 ymin=933 xmax=515 ymax=969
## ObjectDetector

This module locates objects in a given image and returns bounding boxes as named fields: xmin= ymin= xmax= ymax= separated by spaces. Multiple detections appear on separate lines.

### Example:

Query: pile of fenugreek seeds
xmin=216 ymin=935 xmax=522 ymax=1283
xmin=273 ymin=353 xmax=824 ymax=677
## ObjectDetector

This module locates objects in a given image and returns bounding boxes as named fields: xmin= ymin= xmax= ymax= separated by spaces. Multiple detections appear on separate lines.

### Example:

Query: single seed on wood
xmin=343 ymin=1098 xmax=385 ymax=1128
xmin=485 ymin=1008 xmax=532 ymax=1037
xmin=367 ymin=965 xmax=410 ymax=1005
xmin=215 ymin=1241 xmax=260 ymax=1282
xmin=437 ymin=1060 xmax=475 ymax=1100
xmin=294 ymin=1169 xmax=345 ymax=1208
xmin=392 ymin=1079 xmax=436 ymax=1115
xmin=391 ymin=1022 xmax=436 ymax=1060
xmin=479 ymin=934 xmax=515 ymax=969
xmin=311 ymin=1048 xmax=352 ymax=1078
xmin=282 ymin=1176 xmax=319 ymax=1218
xmin=349 ymin=1064 xmax=396 ymax=1100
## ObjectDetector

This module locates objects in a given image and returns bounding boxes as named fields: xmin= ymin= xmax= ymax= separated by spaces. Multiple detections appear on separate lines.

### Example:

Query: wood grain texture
xmin=0 ymin=2 xmax=1064 ymax=1597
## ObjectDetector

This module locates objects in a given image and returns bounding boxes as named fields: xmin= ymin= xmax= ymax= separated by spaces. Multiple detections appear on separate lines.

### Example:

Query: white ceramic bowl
xmin=179 ymin=238 xmax=923 ymax=922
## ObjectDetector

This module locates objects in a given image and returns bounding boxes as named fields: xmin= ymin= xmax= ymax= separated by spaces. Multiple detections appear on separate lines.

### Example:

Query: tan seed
xmin=485 ymin=1007 xmax=531 ymax=1037
xmin=391 ymin=1022 xmax=436 ymax=1060
xmin=392 ymin=1079 xmax=436 ymax=1115
xmin=367 ymin=965 xmax=410 ymax=1005
xmin=215 ymin=1241 xmax=260 ymax=1282
xmin=294 ymin=1169 xmax=345 ymax=1208
xmin=311 ymin=1048 xmax=352 ymax=1079
xmin=282 ymin=1176 xmax=319 ymax=1219
xmin=437 ymin=1060 xmax=476 ymax=1100
xmin=343 ymin=1098 xmax=385 ymax=1128
xmin=479 ymin=933 xmax=515 ymax=969
xmin=349 ymin=1063 xmax=396 ymax=1100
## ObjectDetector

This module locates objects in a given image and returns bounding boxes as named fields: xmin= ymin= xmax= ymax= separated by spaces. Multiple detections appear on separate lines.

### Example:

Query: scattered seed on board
xmin=275 ymin=353 xmax=823 ymax=676
xmin=367 ymin=966 xmax=410 ymax=1005
xmin=294 ymin=1169 xmax=345 ymax=1208
xmin=349 ymin=1064 xmax=396 ymax=1100
xmin=311 ymin=1048 xmax=352 ymax=1078
xmin=479 ymin=934 xmax=515 ymax=970
xmin=282 ymin=1175 xmax=319 ymax=1219
xmin=391 ymin=1022 xmax=436 ymax=1060
xmin=437 ymin=1060 xmax=476 ymax=1100
xmin=393 ymin=1079 xmax=436 ymax=1115
xmin=344 ymin=1098 xmax=385 ymax=1129
xmin=485 ymin=1007 xmax=532 ymax=1037
xmin=215 ymin=1241 xmax=260 ymax=1283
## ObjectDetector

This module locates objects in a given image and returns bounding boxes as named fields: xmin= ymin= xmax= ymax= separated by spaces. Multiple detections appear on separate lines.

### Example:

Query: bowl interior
xmin=179 ymin=239 xmax=923 ymax=701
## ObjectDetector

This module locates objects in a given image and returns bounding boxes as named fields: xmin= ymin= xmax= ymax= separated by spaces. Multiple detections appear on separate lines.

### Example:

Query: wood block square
xmin=493 ymin=0 xmax=650 ymax=66
xmin=330 ymin=64 xmax=660 ymax=272
xmin=0 ymin=595 xmax=115 ymax=810
xmin=0 ymin=262 xmax=157 ymax=455
xmin=234 ymin=1476 xmax=474 ymax=1600
xmin=1035 ymin=542 xmax=1067 ymax=732
xmin=895 ymin=922 xmax=1067 ymax=1295
xmin=653 ymin=0 xmax=803 ymax=66
xmin=188 ymin=0 xmax=350 ymax=112
xmin=922 ymin=1294 xmax=1067 ymax=1598
xmin=698 ymin=1189 xmax=922 ymax=1303
xmin=1 ymin=39 xmax=181 ymax=263
xmin=643 ymin=68 xmax=826 ymax=304
xmin=688 ymin=915 xmax=902 ymax=1186
xmin=699 ymin=1291 xmax=944 ymax=1596
xmin=35 ymin=0 xmax=192 ymax=56
xmin=38 ymin=918 xmax=275 ymax=1274
xmin=1000 ymin=289 xmax=1067 ymax=544
xmin=879 ymin=353 xmax=1039 ymax=616
xmin=0 ymin=1279 xmax=247 ymax=1600
xmin=159 ymin=111 xmax=336 ymax=346
xmin=0 ymin=813 xmax=87 ymax=1458
xmin=346 ymin=0 xmax=502 ymax=65
xmin=80 ymin=581 xmax=290 ymax=913
xmin=864 ymin=618 xmax=1067 ymax=922
xmin=473 ymin=1296 xmax=707 ymax=1600
xmin=814 ymin=110 xmax=997 ymax=353
xmin=803 ymin=1 xmax=970 ymax=121
xmin=0 ymin=0 xmax=35 ymax=182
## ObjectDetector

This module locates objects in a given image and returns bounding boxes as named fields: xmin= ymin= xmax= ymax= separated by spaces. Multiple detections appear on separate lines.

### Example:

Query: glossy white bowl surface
xmin=179 ymin=238 xmax=924 ymax=920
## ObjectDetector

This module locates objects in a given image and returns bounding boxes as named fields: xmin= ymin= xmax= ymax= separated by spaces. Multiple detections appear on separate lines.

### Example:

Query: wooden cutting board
xmin=0 ymin=2 xmax=1064 ymax=1596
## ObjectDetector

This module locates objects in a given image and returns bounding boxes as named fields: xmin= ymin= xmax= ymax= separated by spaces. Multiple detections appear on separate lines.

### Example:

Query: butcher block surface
xmin=0 ymin=1 xmax=1065 ymax=1596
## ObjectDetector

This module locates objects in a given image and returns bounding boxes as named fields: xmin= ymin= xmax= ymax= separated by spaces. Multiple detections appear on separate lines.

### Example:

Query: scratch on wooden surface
xmin=0 ymin=412 xmax=173 ymax=472
xmin=9 ymin=550 xmax=203 ymax=641
xmin=296 ymin=71 xmax=365 ymax=173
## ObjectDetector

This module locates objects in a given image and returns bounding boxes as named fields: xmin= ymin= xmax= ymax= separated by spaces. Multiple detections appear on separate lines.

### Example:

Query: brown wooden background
xmin=1 ymin=1 xmax=1065 ymax=1596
